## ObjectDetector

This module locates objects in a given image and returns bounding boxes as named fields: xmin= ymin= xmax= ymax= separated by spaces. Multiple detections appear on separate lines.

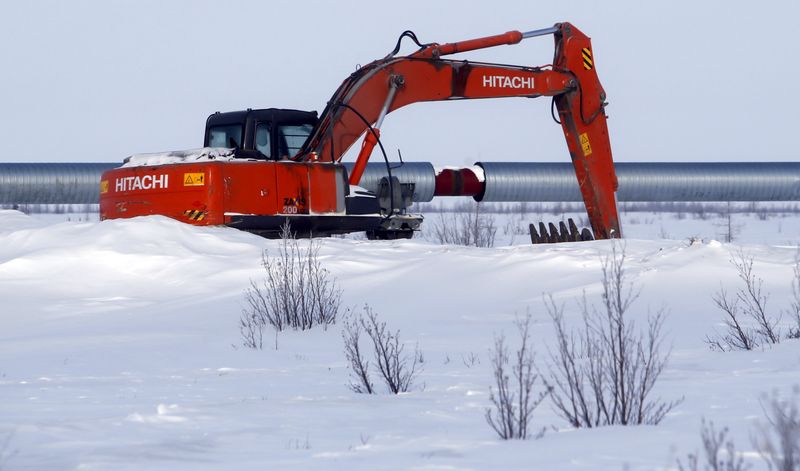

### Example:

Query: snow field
xmin=0 ymin=209 xmax=799 ymax=470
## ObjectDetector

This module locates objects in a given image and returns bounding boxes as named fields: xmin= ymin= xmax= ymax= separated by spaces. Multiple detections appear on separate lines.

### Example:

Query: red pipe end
xmin=434 ymin=168 xmax=483 ymax=197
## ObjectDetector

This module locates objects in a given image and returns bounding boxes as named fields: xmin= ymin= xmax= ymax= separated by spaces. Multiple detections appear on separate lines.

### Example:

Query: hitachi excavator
xmin=100 ymin=22 xmax=621 ymax=241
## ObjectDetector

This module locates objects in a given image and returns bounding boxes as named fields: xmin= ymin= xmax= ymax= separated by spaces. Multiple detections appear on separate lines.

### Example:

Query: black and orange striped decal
xmin=183 ymin=209 xmax=206 ymax=221
xmin=582 ymin=47 xmax=593 ymax=70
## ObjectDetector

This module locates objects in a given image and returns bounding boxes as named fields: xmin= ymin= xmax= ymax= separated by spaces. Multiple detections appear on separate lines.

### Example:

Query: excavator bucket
xmin=529 ymin=218 xmax=594 ymax=245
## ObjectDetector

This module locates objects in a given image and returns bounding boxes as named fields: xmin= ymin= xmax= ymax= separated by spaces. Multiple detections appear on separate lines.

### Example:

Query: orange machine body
xmin=100 ymin=161 xmax=346 ymax=225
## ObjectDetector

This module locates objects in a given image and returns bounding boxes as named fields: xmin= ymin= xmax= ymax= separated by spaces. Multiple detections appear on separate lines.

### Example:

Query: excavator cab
xmin=204 ymin=108 xmax=318 ymax=160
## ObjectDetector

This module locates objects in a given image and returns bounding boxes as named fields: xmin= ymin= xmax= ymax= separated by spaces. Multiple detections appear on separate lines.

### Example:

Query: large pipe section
xmin=343 ymin=162 xmax=436 ymax=203
xmin=474 ymin=162 xmax=800 ymax=202
xmin=0 ymin=163 xmax=116 ymax=204
xmin=1 ymin=161 xmax=799 ymax=204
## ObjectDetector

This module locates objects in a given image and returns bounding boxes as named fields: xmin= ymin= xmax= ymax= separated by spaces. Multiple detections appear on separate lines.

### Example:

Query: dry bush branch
xmin=678 ymin=419 xmax=749 ymax=471
xmin=431 ymin=203 xmax=497 ymax=248
xmin=240 ymin=223 xmax=342 ymax=349
xmin=708 ymin=288 xmax=758 ymax=351
xmin=361 ymin=305 xmax=423 ymax=394
xmin=708 ymin=250 xmax=783 ymax=350
xmin=342 ymin=305 xmax=422 ymax=394
xmin=731 ymin=251 xmax=780 ymax=344
xmin=752 ymin=387 xmax=800 ymax=471
xmin=485 ymin=312 xmax=549 ymax=440
xmin=342 ymin=314 xmax=374 ymax=394
xmin=543 ymin=244 xmax=682 ymax=428
xmin=788 ymin=256 xmax=800 ymax=340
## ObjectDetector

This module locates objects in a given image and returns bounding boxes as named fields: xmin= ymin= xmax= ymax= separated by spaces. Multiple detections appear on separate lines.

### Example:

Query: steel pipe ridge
xmin=1 ymin=161 xmax=799 ymax=204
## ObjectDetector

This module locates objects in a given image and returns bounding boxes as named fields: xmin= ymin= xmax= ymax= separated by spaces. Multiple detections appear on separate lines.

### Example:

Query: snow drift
xmin=0 ymin=210 xmax=798 ymax=470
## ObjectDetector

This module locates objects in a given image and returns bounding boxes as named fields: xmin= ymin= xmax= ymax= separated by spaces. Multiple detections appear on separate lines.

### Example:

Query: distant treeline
xmin=1 ymin=204 xmax=98 ymax=214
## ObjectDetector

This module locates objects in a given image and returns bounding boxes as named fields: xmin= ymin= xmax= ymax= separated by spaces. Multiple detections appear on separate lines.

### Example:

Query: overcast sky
xmin=1 ymin=0 xmax=797 ymax=166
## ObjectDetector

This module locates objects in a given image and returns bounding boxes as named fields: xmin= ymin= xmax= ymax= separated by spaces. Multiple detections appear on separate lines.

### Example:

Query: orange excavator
xmin=100 ymin=22 xmax=621 ymax=240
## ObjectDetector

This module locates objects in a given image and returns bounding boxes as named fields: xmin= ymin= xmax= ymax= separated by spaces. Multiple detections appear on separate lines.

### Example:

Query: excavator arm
xmin=298 ymin=22 xmax=621 ymax=239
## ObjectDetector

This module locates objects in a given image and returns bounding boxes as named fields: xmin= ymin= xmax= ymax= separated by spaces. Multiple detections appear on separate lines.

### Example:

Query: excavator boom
xmin=299 ymin=22 xmax=621 ymax=238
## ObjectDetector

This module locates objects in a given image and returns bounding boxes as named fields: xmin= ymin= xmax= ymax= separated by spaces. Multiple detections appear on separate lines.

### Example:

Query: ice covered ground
xmin=1 ymin=209 xmax=799 ymax=470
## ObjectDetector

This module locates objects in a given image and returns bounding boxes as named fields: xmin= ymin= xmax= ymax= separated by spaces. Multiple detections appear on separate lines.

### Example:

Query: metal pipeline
xmin=1 ymin=161 xmax=799 ymax=204
xmin=474 ymin=162 xmax=800 ymax=202
xmin=0 ymin=163 xmax=117 ymax=204
xmin=343 ymin=162 xmax=437 ymax=202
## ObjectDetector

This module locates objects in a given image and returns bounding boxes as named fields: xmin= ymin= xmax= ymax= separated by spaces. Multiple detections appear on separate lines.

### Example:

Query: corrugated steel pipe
xmin=475 ymin=162 xmax=800 ymax=202
xmin=1 ymin=161 xmax=799 ymax=204
xmin=343 ymin=162 xmax=436 ymax=202
xmin=0 ymin=163 xmax=117 ymax=204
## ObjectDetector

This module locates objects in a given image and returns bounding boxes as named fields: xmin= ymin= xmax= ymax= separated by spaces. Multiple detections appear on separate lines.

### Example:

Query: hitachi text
xmin=115 ymin=175 xmax=169 ymax=192
xmin=482 ymin=75 xmax=534 ymax=89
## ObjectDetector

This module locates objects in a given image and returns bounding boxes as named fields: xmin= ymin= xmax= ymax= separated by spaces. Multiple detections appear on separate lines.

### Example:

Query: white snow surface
xmin=1 ymin=210 xmax=799 ymax=470
xmin=122 ymin=147 xmax=236 ymax=167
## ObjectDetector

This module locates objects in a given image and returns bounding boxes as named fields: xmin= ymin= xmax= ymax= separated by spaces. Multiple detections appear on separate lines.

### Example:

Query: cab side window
xmin=255 ymin=122 xmax=272 ymax=159
xmin=208 ymin=124 xmax=242 ymax=148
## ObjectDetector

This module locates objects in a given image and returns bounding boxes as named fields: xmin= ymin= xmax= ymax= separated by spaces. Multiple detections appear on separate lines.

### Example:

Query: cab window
xmin=277 ymin=124 xmax=313 ymax=158
xmin=207 ymin=124 xmax=242 ymax=148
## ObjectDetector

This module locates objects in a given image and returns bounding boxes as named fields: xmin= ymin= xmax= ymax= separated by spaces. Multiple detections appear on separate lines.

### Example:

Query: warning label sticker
xmin=183 ymin=173 xmax=205 ymax=186
xmin=100 ymin=180 xmax=109 ymax=194
xmin=579 ymin=133 xmax=592 ymax=157
xmin=582 ymin=47 xmax=594 ymax=70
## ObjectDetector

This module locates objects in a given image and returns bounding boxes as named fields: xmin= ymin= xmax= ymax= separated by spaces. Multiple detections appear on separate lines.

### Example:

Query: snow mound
xmin=1 ymin=211 xmax=798 ymax=470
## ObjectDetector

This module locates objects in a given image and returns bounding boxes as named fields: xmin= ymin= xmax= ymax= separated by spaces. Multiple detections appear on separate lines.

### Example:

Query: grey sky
xmin=1 ymin=0 xmax=796 ymax=166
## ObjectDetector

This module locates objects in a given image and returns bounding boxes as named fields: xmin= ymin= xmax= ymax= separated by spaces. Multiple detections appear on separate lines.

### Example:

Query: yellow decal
xmin=582 ymin=47 xmax=593 ymax=70
xmin=100 ymin=180 xmax=109 ymax=194
xmin=183 ymin=173 xmax=205 ymax=186
xmin=580 ymin=133 xmax=593 ymax=157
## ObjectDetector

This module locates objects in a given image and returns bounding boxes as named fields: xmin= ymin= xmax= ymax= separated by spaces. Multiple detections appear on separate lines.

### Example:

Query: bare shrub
xmin=752 ymin=387 xmax=800 ymax=471
xmin=543 ymin=244 xmax=682 ymax=427
xmin=715 ymin=202 xmax=743 ymax=243
xmin=431 ymin=202 xmax=496 ymax=247
xmin=678 ymin=419 xmax=749 ymax=471
xmin=342 ymin=314 xmax=374 ymax=394
xmin=707 ymin=250 xmax=780 ymax=350
xmin=341 ymin=305 xmax=422 ymax=394
xmin=461 ymin=352 xmax=480 ymax=368
xmin=788 ymin=256 xmax=800 ymax=340
xmin=707 ymin=288 xmax=759 ymax=351
xmin=240 ymin=224 xmax=342 ymax=349
xmin=485 ymin=312 xmax=549 ymax=440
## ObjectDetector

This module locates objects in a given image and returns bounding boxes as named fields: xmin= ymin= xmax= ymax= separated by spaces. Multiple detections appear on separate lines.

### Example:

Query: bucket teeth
xmin=529 ymin=218 xmax=594 ymax=245
xmin=528 ymin=223 xmax=540 ymax=244
xmin=568 ymin=219 xmax=580 ymax=241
